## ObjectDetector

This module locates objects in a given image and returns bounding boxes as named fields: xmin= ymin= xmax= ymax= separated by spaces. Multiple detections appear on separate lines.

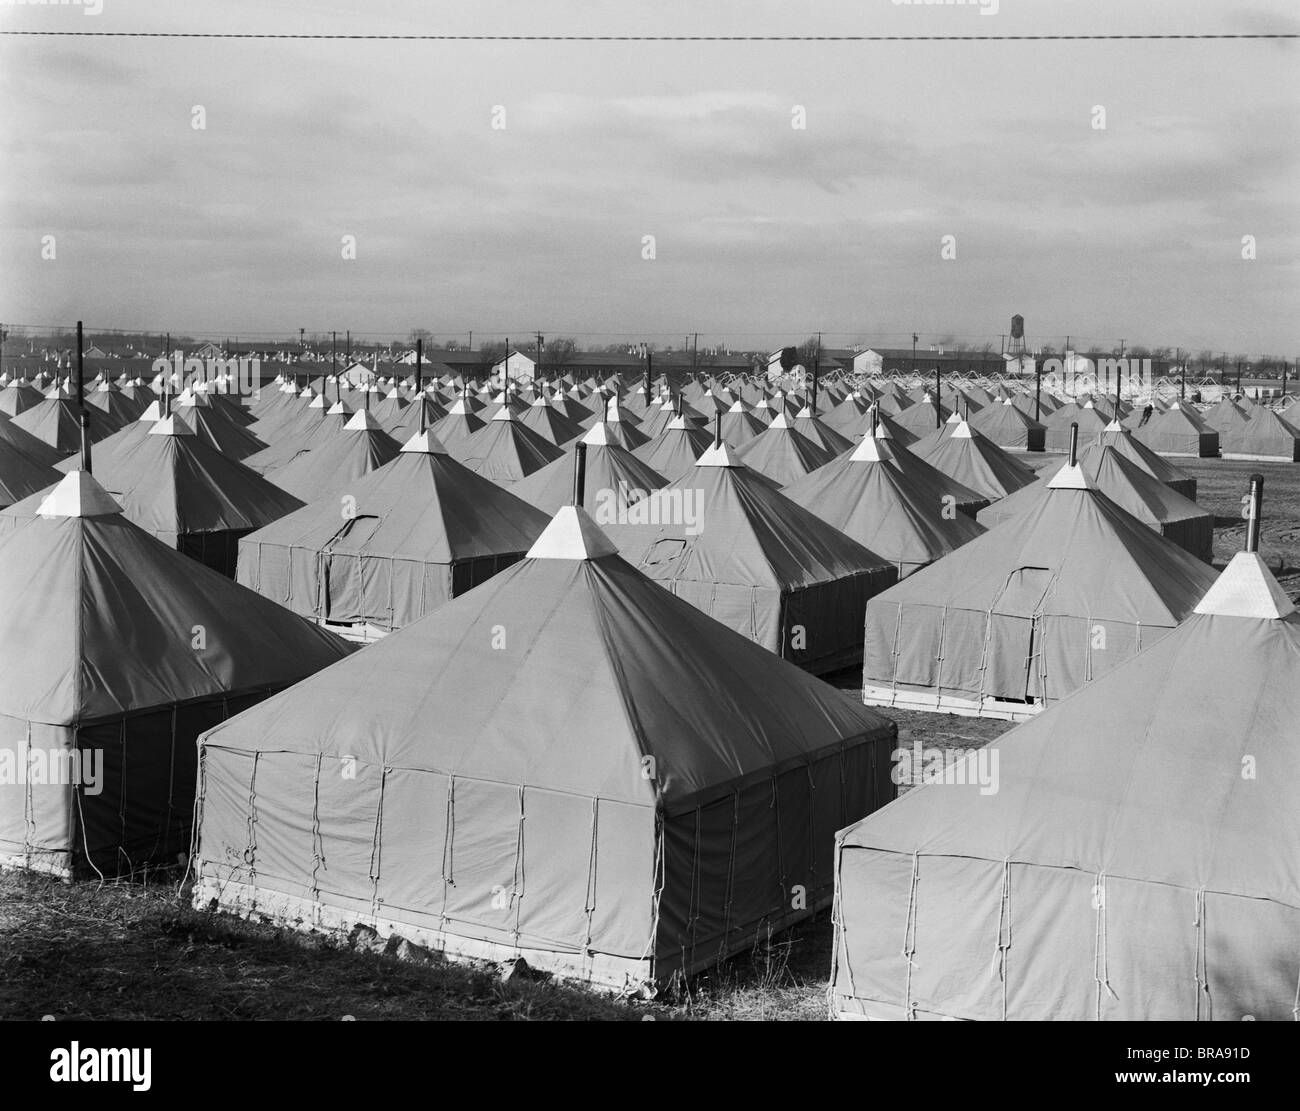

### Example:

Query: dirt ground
xmin=2 ymin=453 xmax=1296 ymax=1021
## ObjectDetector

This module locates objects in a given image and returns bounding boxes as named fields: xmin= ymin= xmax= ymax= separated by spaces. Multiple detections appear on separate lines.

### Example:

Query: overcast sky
xmin=1 ymin=0 xmax=1296 ymax=355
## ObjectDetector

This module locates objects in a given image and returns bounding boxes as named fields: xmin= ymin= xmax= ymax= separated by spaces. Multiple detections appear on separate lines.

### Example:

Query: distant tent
xmin=1220 ymin=409 xmax=1300 ymax=462
xmin=517 ymin=396 xmax=586 ymax=446
xmin=977 ymin=446 xmax=1214 ymax=563
xmin=909 ymin=420 xmax=1038 ymax=502
xmin=821 ymin=391 xmax=872 ymax=436
xmin=512 ymin=423 xmax=669 ymax=516
xmin=733 ymin=412 xmax=835 ymax=487
xmin=890 ymin=396 xmax=952 ymax=440
xmin=792 ymin=407 xmax=854 ymax=456
xmin=604 ymin=442 xmax=897 ymax=674
xmin=193 ymin=504 xmax=898 ymax=988
xmin=9 ymin=389 xmax=122 ymax=452
xmin=172 ymin=391 xmax=268 ymax=460
xmin=783 ymin=433 xmax=985 ymax=578
xmin=631 ymin=413 xmax=714 ymax=480
xmin=1043 ymin=400 xmax=1110 ymax=451
xmin=458 ymin=408 xmax=566 ymax=487
xmin=427 ymin=398 xmax=487 ymax=459
xmin=237 ymin=430 xmax=550 ymax=638
xmin=1203 ymin=396 xmax=1251 ymax=432
xmin=967 ymin=398 xmax=1046 ymax=452
xmin=6 ymin=416 xmax=304 ymax=577
xmin=833 ymin=547 xmax=1300 ymax=1020
xmin=1093 ymin=420 xmax=1198 ymax=500
xmin=717 ymin=399 xmax=766 ymax=445
xmin=266 ymin=409 xmax=401 ymax=503
xmin=862 ymin=457 xmax=1219 ymax=718
xmin=1134 ymin=401 xmax=1220 ymax=457
xmin=0 ymin=380 xmax=46 ymax=418
xmin=0 ymin=471 xmax=352 ymax=877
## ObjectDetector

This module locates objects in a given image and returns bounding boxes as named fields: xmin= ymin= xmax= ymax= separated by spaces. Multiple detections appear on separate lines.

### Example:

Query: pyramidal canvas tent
xmin=4 ymin=416 xmax=305 ymax=577
xmin=909 ymin=420 xmax=1038 ymax=503
xmin=862 ymin=454 xmax=1220 ymax=719
xmin=265 ymin=409 xmax=401 ymax=503
xmin=783 ymin=433 xmax=986 ymax=579
xmin=237 ymin=430 xmax=550 ymax=639
xmin=976 ymin=446 xmax=1214 ymax=563
xmin=0 ymin=437 xmax=60 ymax=510
xmin=0 ymin=471 xmax=353 ymax=877
xmin=1093 ymin=420 xmax=1197 ymax=499
xmin=458 ymin=408 xmax=566 ymax=487
xmin=733 ymin=411 xmax=835 ymax=487
xmin=511 ymin=422 xmax=669 ymax=516
xmin=832 ymin=523 xmax=1300 ymax=1020
xmin=1220 ymin=408 xmax=1300 ymax=462
xmin=968 ymin=398 xmax=1046 ymax=452
xmin=1134 ymin=400 xmax=1220 ymax=457
xmin=631 ymin=413 xmax=714 ymax=480
xmin=603 ymin=441 xmax=897 ymax=674
xmin=192 ymin=504 xmax=897 ymax=990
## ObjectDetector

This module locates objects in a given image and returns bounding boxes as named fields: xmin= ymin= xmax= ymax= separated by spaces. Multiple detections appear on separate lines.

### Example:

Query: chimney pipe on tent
xmin=76 ymin=320 xmax=84 ymax=411
xmin=79 ymin=409 xmax=92 ymax=473
xmin=934 ymin=365 xmax=942 ymax=428
xmin=572 ymin=441 xmax=587 ymax=507
xmin=714 ymin=412 xmax=722 ymax=449
xmin=1246 ymin=474 xmax=1264 ymax=554
xmin=871 ymin=404 xmax=879 ymax=439
xmin=416 ymin=339 xmax=424 ymax=433
xmin=1068 ymin=422 xmax=1079 ymax=467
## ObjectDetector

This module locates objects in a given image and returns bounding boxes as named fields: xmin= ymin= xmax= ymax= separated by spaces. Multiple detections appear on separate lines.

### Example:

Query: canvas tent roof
xmin=511 ymin=424 xmax=670 ymax=516
xmin=193 ymin=503 xmax=897 ymax=987
xmin=1092 ymin=420 xmax=1197 ymax=499
xmin=1220 ymin=408 xmax=1300 ymax=462
xmin=266 ymin=411 xmax=401 ymax=502
xmin=1134 ymin=401 xmax=1220 ymax=457
xmin=976 ymin=446 xmax=1214 ymax=563
xmin=0 ymin=471 xmax=351 ymax=726
xmin=237 ymin=430 xmax=550 ymax=631
xmin=909 ymin=421 xmax=1037 ymax=502
xmin=834 ymin=549 xmax=1300 ymax=1020
xmin=782 ymin=434 xmax=986 ymax=577
xmin=732 ymin=412 xmax=835 ymax=487
xmin=863 ymin=468 xmax=1221 ymax=716
xmin=603 ymin=445 xmax=897 ymax=673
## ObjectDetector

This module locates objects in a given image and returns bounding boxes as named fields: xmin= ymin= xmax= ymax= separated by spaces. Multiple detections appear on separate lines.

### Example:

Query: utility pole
xmin=536 ymin=331 xmax=544 ymax=390
xmin=1177 ymin=347 xmax=1185 ymax=401
xmin=911 ymin=333 xmax=918 ymax=380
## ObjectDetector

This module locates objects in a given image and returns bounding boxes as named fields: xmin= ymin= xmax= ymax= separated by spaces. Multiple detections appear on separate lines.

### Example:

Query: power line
xmin=1 ymin=32 xmax=1294 ymax=41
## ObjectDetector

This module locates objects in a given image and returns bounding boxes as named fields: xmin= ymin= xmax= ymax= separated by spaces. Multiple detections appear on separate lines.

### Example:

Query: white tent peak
xmin=1104 ymin=418 xmax=1124 ymax=432
xmin=768 ymin=411 xmax=792 ymax=430
xmin=35 ymin=470 xmax=123 ymax=519
xmin=581 ymin=422 xmax=612 ymax=446
xmin=148 ymin=415 xmax=196 ymax=438
xmin=326 ymin=400 xmax=352 ymax=417
xmin=137 ymin=400 xmax=164 ymax=422
xmin=343 ymin=409 xmax=383 ymax=432
xmin=1193 ymin=551 xmax=1296 ymax=619
xmin=490 ymin=406 xmax=517 ymax=423
xmin=849 ymin=435 xmax=885 ymax=463
xmin=695 ymin=441 xmax=742 ymax=468
xmin=665 ymin=413 xmax=691 ymax=431
xmin=527 ymin=504 xmax=619 ymax=561
xmin=1047 ymin=461 xmax=1093 ymax=490
xmin=951 ymin=421 xmax=974 ymax=440
xmin=727 ymin=399 xmax=748 ymax=413
xmin=399 ymin=430 xmax=450 ymax=455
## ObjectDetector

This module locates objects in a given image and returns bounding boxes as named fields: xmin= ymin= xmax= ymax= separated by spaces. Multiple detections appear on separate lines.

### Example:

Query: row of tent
xmin=0 ymin=361 xmax=1296 ymax=1016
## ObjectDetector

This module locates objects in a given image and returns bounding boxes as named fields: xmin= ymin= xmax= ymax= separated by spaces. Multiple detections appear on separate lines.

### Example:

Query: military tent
xmin=833 ymin=541 xmax=1300 ymax=1020
xmin=862 ymin=456 xmax=1219 ymax=718
xmin=237 ymin=430 xmax=549 ymax=638
xmin=0 ymin=471 xmax=352 ymax=877
xmin=193 ymin=504 xmax=897 ymax=989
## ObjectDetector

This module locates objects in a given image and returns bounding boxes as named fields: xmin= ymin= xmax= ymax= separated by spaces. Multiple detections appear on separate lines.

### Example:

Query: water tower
xmin=1008 ymin=314 xmax=1026 ymax=359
